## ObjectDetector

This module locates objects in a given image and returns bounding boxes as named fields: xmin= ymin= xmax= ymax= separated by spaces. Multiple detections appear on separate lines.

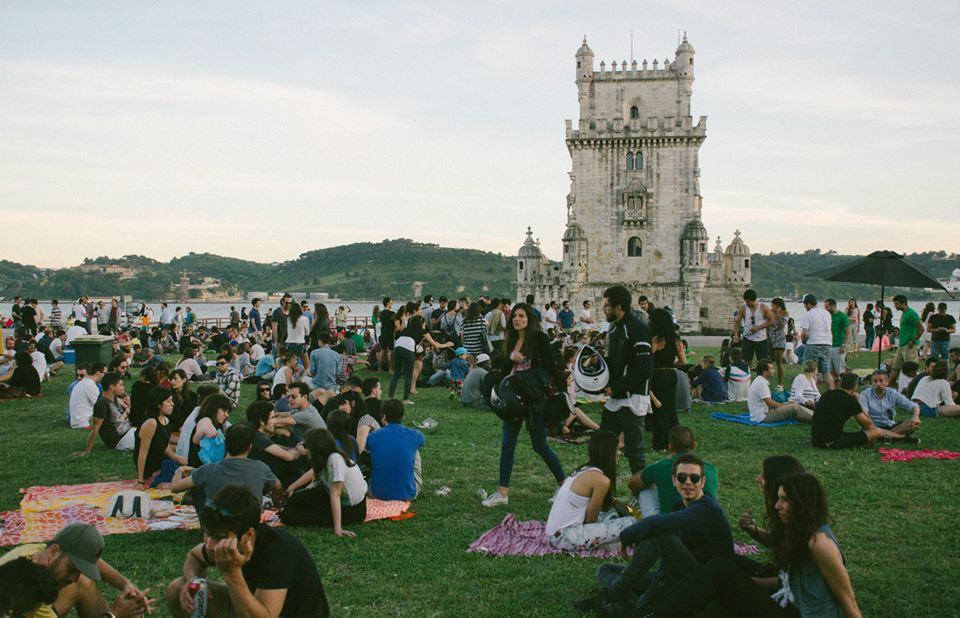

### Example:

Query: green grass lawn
xmin=2 ymin=351 xmax=959 ymax=617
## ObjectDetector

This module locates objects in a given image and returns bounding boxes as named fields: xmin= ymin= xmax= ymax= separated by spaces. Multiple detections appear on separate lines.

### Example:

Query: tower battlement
xmin=565 ymin=115 xmax=707 ymax=140
xmin=590 ymin=57 xmax=678 ymax=81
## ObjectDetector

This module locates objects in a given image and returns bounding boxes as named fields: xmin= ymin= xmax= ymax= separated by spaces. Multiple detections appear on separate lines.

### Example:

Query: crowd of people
xmin=0 ymin=286 xmax=957 ymax=617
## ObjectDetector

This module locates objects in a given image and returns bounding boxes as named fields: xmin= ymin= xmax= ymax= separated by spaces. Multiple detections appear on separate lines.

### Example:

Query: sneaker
xmin=481 ymin=491 xmax=508 ymax=507
xmin=901 ymin=434 xmax=921 ymax=445
xmin=402 ymin=400 xmax=415 ymax=405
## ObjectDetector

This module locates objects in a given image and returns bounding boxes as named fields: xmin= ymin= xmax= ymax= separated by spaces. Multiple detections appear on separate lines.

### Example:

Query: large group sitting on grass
xmin=1 ymin=287 xmax=958 ymax=617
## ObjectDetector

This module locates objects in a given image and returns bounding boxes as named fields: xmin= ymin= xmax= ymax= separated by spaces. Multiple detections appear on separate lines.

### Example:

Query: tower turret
xmin=723 ymin=230 xmax=751 ymax=286
xmin=675 ymin=32 xmax=695 ymax=117
xmin=576 ymin=36 xmax=594 ymax=118
xmin=517 ymin=226 xmax=544 ymax=287
xmin=562 ymin=221 xmax=588 ymax=285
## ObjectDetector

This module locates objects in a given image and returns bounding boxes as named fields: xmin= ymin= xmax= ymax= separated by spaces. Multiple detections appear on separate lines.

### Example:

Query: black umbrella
xmin=807 ymin=250 xmax=955 ymax=367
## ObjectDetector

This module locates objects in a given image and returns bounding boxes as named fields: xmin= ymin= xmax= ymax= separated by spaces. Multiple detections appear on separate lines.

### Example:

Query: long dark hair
xmin=303 ymin=428 xmax=357 ymax=480
xmin=762 ymin=455 xmax=805 ymax=522
xmin=465 ymin=302 xmax=481 ymax=322
xmin=288 ymin=302 xmax=303 ymax=325
xmin=649 ymin=308 xmax=676 ymax=341
xmin=170 ymin=368 xmax=191 ymax=404
xmin=326 ymin=410 xmax=358 ymax=463
xmin=579 ymin=430 xmax=619 ymax=510
xmin=140 ymin=365 xmax=159 ymax=386
xmin=145 ymin=387 xmax=173 ymax=421
xmin=197 ymin=393 xmax=232 ymax=429
xmin=770 ymin=473 xmax=830 ymax=571
xmin=502 ymin=303 xmax=541 ymax=360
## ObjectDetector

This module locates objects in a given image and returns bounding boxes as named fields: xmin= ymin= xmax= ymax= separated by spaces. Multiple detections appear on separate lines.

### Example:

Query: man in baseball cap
xmin=0 ymin=522 xmax=152 ymax=618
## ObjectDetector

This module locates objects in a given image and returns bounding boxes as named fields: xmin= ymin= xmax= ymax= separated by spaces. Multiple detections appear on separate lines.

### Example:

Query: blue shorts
xmin=917 ymin=401 xmax=940 ymax=418
xmin=802 ymin=344 xmax=831 ymax=376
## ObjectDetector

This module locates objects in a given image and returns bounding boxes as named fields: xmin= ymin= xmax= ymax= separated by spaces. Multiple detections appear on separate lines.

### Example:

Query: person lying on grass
xmin=646 ymin=473 xmax=862 ymax=618
xmin=280 ymin=428 xmax=367 ymax=535
xmin=811 ymin=372 xmax=886 ymax=450
xmin=166 ymin=485 xmax=329 ymax=618
xmin=0 ymin=522 xmax=153 ymax=618
xmin=543 ymin=430 xmax=635 ymax=552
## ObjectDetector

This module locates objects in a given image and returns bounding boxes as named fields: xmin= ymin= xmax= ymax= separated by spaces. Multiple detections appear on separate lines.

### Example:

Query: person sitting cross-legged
xmin=592 ymin=453 xmax=734 ymax=613
xmin=627 ymin=425 xmax=718 ymax=517
xmin=365 ymin=399 xmax=424 ymax=501
xmin=166 ymin=485 xmax=329 ymax=618
xmin=747 ymin=360 xmax=813 ymax=423
xmin=911 ymin=361 xmax=960 ymax=418
xmin=859 ymin=369 xmax=922 ymax=443
xmin=811 ymin=372 xmax=886 ymax=449
xmin=171 ymin=422 xmax=281 ymax=509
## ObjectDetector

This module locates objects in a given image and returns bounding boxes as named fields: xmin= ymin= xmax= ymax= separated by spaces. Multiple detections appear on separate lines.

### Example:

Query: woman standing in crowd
xmin=862 ymin=303 xmax=876 ymax=353
xmin=845 ymin=299 xmax=861 ymax=353
xmin=650 ymin=473 xmax=861 ymax=617
xmin=544 ymin=430 xmax=634 ymax=551
xmin=460 ymin=302 xmax=488 ymax=360
xmin=134 ymin=387 xmax=187 ymax=487
xmin=481 ymin=303 xmax=565 ymax=507
xmin=281 ymin=428 xmax=367 ymax=535
xmin=649 ymin=308 xmax=685 ymax=452
xmin=371 ymin=304 xmax=380 ymax=344
xmin=309 ymin=303 xmax=332 ymax=349
xmin=768 ymin=298 xmax=789 ymax=388
xmin=286 ymin=302 xmax=310 ymax=373
xmin=919 ymin=302 xmax=936 ymax=358
xmin=388 ymin=313 xmax=452 ymax=404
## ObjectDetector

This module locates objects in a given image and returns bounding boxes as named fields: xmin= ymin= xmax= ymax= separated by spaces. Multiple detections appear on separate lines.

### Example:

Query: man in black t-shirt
xmin=378 ymin=297 xmax=395 ymax=372
xmin=75 ymin=372 xmax=134 ymax=456
xmin=271 ymin=293 xmax=293 ymax=348
xmin=927 ymin=303 xmax=957 ymax=361
xmin=811 ymin=372 xmax=883 ymax=449
xmin=166 ymin=485 xmax=329 ymax=618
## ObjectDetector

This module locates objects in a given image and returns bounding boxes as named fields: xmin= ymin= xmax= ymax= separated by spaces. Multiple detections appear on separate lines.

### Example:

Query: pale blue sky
xmin=1 ymin=1 xmax=957 ymax=267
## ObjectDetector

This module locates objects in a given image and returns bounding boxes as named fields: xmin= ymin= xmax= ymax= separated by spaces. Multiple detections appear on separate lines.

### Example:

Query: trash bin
xmin=71 ymin=335 xmax=114 ymax=366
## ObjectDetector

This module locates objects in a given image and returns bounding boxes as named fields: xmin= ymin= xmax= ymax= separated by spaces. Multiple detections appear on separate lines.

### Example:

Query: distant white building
xmin=516 ymin=35 xmax=750 ymax=332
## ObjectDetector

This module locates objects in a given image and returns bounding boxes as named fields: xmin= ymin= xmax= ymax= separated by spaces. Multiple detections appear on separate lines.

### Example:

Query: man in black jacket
xmin=600 ymin=285 xmax=653 ymax=474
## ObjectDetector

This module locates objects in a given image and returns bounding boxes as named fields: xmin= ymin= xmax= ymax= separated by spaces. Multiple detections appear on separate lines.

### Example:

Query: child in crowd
xmin=448 ymin=347 xmax=470 ymax=399
xmin=721 ymin=347 xmax=751 ymax=401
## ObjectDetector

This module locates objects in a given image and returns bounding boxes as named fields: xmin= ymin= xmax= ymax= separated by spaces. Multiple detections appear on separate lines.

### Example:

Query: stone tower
xmin=517 ymin=35 xmax=749 ymax=332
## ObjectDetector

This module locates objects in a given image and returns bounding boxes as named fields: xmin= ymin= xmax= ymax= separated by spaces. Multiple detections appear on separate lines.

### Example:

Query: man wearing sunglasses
xmin=596 ymin=453 xmax=733 ymax=613
xmin=731 ymin=289 xmax=773 ymax=365
xmin=167 ymin=485 xmax=329 ymax=618
xmin=214 ymin=354 xmax=241 ymax=410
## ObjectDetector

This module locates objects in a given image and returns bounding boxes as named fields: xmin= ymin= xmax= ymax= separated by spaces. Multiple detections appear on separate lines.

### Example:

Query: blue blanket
xmin=709 ymin=412 xmax=800 ymax=427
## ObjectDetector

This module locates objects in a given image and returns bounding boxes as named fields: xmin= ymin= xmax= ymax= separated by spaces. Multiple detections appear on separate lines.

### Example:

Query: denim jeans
xmin=864 ymin=325 xmax=875 ymax=352
xmin=930 ymin=340 xmax=950 ymax=361
xmin=498 ymin=413 xmax=564 ymax=488
xmin=388 ymin=346 xmax=415 ymax=400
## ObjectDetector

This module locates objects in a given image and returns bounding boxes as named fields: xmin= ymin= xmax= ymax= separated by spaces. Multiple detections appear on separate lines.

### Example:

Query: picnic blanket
xmin=467 ymin=513 xmax=760 ymax=558
xmin=1 ymin=480 xmax=198 ymax=547
xmin=879 ymin=448 xmax=960 ymax=462
xmin=548 ymin=429 xmax=595 ymax=445
xmin=1 ymin=480 xmax=414 ymax=547
xmin=710 ymin=412 xmax=800 ymax=428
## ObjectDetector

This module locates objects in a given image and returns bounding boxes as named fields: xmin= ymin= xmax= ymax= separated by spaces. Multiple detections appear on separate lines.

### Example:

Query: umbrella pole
xmin=877 ymin=284 xmax=884 ymax=370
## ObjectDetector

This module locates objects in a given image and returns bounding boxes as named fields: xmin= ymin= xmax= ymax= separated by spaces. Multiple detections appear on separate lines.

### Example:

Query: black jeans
xmin=388 ymin=346 xmax=415 ymax=400
xmin=599 ymin=407 xmax=645 ymax=473
xmin=649 ymin=557 xmax=798 ymax=617
xmin=607 ymin=534 xmax=700 ymax=605
xmin=649 ymin=369 xmax=678 ymax=451
xmin=280 ymin=487 xmax=367 ymax=528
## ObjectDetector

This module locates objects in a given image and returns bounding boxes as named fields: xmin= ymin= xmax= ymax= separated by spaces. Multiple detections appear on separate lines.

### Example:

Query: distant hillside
xmin=0 ymin=245 xmax=955 ymax=302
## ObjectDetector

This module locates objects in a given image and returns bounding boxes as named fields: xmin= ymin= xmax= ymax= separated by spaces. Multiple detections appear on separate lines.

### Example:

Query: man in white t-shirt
xmin=543 ymin=301 xmax=559 ymax=334
xmin=68 ymin=362 xmax=107 ymax=429
xmin=579 ymin=300 xmax=596 ymax=332
xmin=747 ymin=360 xmax=813 ymax=423
xmin=797 ymin=293 xmax=835 ymax=390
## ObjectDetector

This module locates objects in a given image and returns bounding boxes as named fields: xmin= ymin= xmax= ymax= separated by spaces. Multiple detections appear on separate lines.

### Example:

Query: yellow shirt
xmin=0 ymin=544 xmax=57 ymax=618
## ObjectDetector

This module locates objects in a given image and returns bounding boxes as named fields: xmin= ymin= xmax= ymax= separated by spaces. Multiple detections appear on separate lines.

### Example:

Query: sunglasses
xmin=258 ymin=387 xmax=270 ymax=392
xmin=217 ymin=361 xmax=227 ymax=366
xmin=675 ymin=473 xmax=702 ymax=485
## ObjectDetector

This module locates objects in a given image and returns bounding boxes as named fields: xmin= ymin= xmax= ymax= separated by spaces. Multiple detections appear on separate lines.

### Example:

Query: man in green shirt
xmin=890 ymin=295 xmax=924 ymax=386
xmin=627 ymin=426 xmax=718 ymax=515
xmin=825 ymin=298 xmax=850 ymax=377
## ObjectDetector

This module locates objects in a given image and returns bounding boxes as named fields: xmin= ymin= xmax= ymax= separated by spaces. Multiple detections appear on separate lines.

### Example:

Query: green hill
xmin=0 ymin=244 xmax=955 ymax=302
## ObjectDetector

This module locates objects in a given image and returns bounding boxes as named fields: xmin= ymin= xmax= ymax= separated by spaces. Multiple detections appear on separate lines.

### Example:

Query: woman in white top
xmin=282 ymin=428 xmax=368 ymax=535
xmin=286 ymin=303 xmax=310 ymax=373
xmin=912 ymin=361 xmax=960 ymax=417
xmin=545 ymin=430 xmax=635 ymax=551
xmin=789 ymin=360 xmax=822 ymax=409
xmin=176 ymin=347 xmax=204 ymax=381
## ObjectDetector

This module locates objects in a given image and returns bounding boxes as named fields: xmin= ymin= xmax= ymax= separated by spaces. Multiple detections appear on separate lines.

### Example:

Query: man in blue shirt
xmin=248 ymin=298 xmax=263 ymax=333
xmin=595 ymin=453 xmax=732 ymax=612
xmin=366 ymin=400 xmax=425 ymax=501
xmin=308 ymin=332 xmax=340 ymax=394
xmin=859 ymin=369 xmax=921 ymax=443
xmin=558 ymin=301 xmax=576 ymax=334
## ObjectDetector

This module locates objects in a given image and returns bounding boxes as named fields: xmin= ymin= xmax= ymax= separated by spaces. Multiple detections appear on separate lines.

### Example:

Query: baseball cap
xmin=455 ymin=347 xmax=467 ymax=356
xmin=802 ymin=294 xmax=817 ymax=305
xmin=476 ymin=353 xmax=491 ymax=364
xmin=51 ymin=523 xmax=103 ymax=581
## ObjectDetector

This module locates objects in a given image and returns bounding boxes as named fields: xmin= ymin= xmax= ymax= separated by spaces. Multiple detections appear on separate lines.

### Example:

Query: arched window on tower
xmin=630 ymin=106 xmax=639 ymax=119
xmin=626 ymin=152 xmax=634 ymax=171
xmin=635 ymin=151 xmax=643 ymax=170
xmin=627 ymin=237 xmax=642 ymax=257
